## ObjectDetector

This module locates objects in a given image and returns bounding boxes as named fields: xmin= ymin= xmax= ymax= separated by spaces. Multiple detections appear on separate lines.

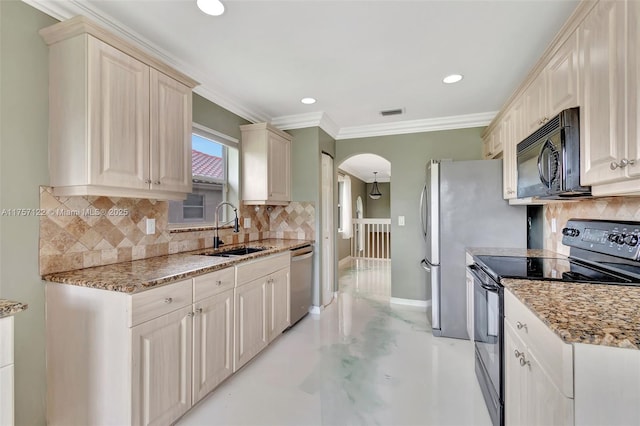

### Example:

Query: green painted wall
xmin=0 ymin=2 xmax=57 ymax=424
xmin=192 ymin=93 xmax=250 ymax=140
xmin=366 ymin=182 xmax=391 ymax=218
xmin=336 ymin=127 xmax=483 ymax=301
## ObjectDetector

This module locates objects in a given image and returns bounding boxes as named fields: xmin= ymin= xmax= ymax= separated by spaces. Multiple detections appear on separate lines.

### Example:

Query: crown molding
xmin=336 ymin=111 xmax=496 ymax=140
xmin=24 ymin=0 xmax=269 ymax=124
xmin=271 ymin=112 xmax=340 ymax=139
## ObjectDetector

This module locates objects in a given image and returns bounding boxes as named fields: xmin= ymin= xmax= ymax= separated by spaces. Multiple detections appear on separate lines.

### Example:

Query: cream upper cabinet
xmin=523 ymin=33 xmax=579 ymax=139
xmin=241 ymin=123 xmax=291 ymax=205
xmin=501 ymin=101 xmax=523 ymax=199
xmin=150 ymin=69 xmax=193 ymax=194
xmin=482 ymin=127 xmax=503 ymax=159
xmin=40 ymin=16 xmax=197 ymax=201
xmin=579 ymin=0 xmax=627 ymax=187
xmin=581 ymin=0 xmax=640 ymax=195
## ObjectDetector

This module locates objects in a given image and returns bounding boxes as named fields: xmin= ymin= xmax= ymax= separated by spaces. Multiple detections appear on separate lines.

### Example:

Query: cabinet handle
xmin=216 ymin=280 xmax=222 ymax=286
xmin=196 ymin=308 xmax=203 ymax=314
xmin=507 ymin=190 xmax=515 ymax=194
xmin=187 ymin=311 xmax=195 ymax=317
xmin=514 ymin=349 xmax=524 ymax=359
xmin=145 ymin=179 xmax=152 ymax=184
xmin=519 ymin=356 xmax=531 ymax=368
xmin=164 ymin=297 xmax=173 ymax=304
xmin=516 ymin=321 xmax=527 ymax=331
xmin=153 ymin=180 xmax=161 ymax=185
xmin=611 ymin=159 xmax=636 ymax=170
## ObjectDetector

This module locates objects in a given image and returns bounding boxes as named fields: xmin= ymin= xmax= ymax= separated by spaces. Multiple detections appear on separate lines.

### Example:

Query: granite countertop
xmin=0 ymin=299 xmax=28 ymax=318
xmin=503 ymin=279 xmax=640 ymax=350
xmin=43 ymin=239 xmax=313 ymax=294
xmin=467 ymin=247 xmax=640 ymax=350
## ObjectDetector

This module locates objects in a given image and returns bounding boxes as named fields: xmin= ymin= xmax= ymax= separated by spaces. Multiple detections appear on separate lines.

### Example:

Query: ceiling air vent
xmin=380 ymin=108 xmax=404 ymax=117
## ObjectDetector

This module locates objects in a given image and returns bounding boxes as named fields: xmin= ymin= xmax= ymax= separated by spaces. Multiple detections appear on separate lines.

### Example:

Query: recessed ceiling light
xmin=197 ymin=0 xmax=225 ymax=16
xmin=301 ymin=97 xmax=316 ymax=105
xmin=443 ymin=74 xmax=463 ymax=84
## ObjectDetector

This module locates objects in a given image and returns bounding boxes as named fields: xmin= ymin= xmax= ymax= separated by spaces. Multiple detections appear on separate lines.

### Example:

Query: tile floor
xmin=178 ymin=258 xmax=492 ymax=426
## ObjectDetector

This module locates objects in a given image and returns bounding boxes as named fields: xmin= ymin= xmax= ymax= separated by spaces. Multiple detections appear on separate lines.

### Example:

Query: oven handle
xmin=468 ymin=264 xmax=501 ymax=292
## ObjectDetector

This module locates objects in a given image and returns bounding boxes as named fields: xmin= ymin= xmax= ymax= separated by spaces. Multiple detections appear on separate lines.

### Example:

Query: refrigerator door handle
xmin=419 ymin=183 xmax=427 ymax=239
xmin=420 ymin=258 xmax=430 ymax=272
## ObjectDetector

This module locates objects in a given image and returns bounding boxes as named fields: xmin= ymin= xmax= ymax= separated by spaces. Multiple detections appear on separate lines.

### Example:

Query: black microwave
xmin=516 ymin=107 xmax=591 ymax=199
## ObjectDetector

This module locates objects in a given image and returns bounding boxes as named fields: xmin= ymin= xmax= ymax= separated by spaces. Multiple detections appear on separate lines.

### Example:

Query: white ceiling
xmin=27 ymin=0 xmax=579 ymax=174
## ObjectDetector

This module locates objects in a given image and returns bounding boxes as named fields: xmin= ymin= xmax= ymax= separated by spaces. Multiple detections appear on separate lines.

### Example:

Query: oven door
xmin=470 ymin=265 xmax=504 ymax=426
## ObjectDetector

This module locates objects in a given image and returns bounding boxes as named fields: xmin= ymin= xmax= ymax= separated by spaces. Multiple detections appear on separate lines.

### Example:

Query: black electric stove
xmin=476 ymin=219 xmax=640 ymax=286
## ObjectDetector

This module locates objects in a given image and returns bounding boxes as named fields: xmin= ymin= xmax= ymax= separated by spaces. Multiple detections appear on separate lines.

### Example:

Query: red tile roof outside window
xmin=192 ymin=149 xmax=223 ymax=181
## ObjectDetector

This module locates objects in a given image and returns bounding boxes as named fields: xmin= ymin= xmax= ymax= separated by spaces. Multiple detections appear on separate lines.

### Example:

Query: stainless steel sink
xmin=203 ymin=247 xmax=267 ymax=257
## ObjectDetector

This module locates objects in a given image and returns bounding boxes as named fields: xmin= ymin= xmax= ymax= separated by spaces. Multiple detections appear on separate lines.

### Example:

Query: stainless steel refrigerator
xmin=420 ymin=159 xmax=526 ymax=339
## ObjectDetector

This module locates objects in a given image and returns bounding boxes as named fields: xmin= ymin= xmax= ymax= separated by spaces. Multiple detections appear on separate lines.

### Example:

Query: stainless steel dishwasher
xmin=289 ymin=244 xmax=314 ymax=326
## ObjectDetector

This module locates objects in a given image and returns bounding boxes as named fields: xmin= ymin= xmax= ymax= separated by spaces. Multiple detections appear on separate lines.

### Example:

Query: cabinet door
xmin=267 ymin=132 xmax=291 ymax=202
xmin=150 ymin=69 xmax=193 ymax=194
xmin=88 ymin=37 xmax=150 ymax=189
xmin=501 ymin=106 xmax=519 ymax=199
xmin=505 ymin=322 xmax=527 ymax=426
xmin=193 ymin=290 xmax=234 ymax=403
xmin=131 ymin=306 xmax=192 ymax=426
xmin=546 ymin=32 xmax=579 ymax=117
xmin=526 ymin=348 xmax=574 ymax=425
xmin=267 ymin=268 xmax=291 ymax=342
xmin=234 ymin=278 xmax=268 ymax=372
xmin=0 ymin=365 xmax=13 ymax=426
xmin=523 ymin=73 xmax=547 ymax=137
xmin=579 ymin=0 xmax=627 ymax=185
xmin=627 ymin=0 xmax=640 ymax=178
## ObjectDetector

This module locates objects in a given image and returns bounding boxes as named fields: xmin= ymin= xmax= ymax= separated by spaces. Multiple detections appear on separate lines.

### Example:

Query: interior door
xmin=321 ymin=153 xmax=335 ymax=307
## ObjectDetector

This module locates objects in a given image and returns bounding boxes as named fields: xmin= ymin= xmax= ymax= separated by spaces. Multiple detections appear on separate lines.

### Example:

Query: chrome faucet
xmin=214 ymin=201 xmax=240 ymax=249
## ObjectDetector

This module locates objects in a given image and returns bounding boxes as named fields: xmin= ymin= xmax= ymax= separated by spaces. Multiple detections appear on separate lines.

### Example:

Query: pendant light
xmin=369 ymin=172 xmax=382 ymax=200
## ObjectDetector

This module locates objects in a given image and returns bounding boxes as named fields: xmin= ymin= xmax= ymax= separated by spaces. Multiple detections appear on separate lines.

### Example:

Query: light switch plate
xmin=398 ymin=216 xmax=405 ymax=226
xmin=244 ymin=217 xmax=251 ymax=228
xmin=146 ymin=218 xmax=156 ymax=235
xmin=551 ymin=218 xmax=557 ymax=233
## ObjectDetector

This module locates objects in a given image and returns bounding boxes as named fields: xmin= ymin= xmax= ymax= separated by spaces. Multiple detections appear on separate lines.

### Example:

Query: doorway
xmin=321 ymin=153 xmax=335 ymax=307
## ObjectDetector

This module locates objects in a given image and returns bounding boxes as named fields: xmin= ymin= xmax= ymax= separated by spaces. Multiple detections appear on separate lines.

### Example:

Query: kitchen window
xmin=169 ymin=124 xmax=239 ymax=226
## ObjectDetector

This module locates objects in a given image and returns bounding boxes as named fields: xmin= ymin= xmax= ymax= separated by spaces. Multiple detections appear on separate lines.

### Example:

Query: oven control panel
xmin=562 ymin=219 xmax=640 ymax=260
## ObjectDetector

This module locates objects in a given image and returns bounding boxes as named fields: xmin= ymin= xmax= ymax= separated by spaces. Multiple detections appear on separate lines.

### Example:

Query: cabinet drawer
xmin=130 ymin=279 xmax=192 ymax=327
xmin=193 ymin=267 xmax=235 ymax=301
xmin=505 ymin=289 xmax=573 ymax=397
xmin=236 ymin=253 xmax=290 ymax=286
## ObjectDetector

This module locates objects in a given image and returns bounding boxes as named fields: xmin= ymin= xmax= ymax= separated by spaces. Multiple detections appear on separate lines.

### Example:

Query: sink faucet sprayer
xmin=214 ymin=201 xmax=240 ymax=249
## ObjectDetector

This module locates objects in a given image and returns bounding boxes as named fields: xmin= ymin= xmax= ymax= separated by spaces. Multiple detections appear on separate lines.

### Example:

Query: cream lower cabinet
xmin=132 ymin=305 xmax=193 ymax=426
xmin=505 ymin=288 xmax=640 ymax=425
xmin=504 ymin=289 xmax=574 ymax=426
xmin=0 ymin=316 xmax=15 ymax=426
xmin=46 ymin=267 xmax=234 ymax=426
xmin=234 ymin=252 xmax=291 ymax=371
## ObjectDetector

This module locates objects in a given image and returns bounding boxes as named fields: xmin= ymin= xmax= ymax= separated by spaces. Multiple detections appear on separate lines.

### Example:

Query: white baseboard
xmin=389 ymin=297 xmax=430 ymax=311
xmin=338 ymin=256 xmax=352 ymax=267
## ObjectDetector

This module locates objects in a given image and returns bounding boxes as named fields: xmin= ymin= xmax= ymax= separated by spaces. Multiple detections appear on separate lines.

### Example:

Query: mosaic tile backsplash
xmin=39 ymin=187 xmax=315 ymax=275
xmin=544 ymin=196 xmax=640 ymax=255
